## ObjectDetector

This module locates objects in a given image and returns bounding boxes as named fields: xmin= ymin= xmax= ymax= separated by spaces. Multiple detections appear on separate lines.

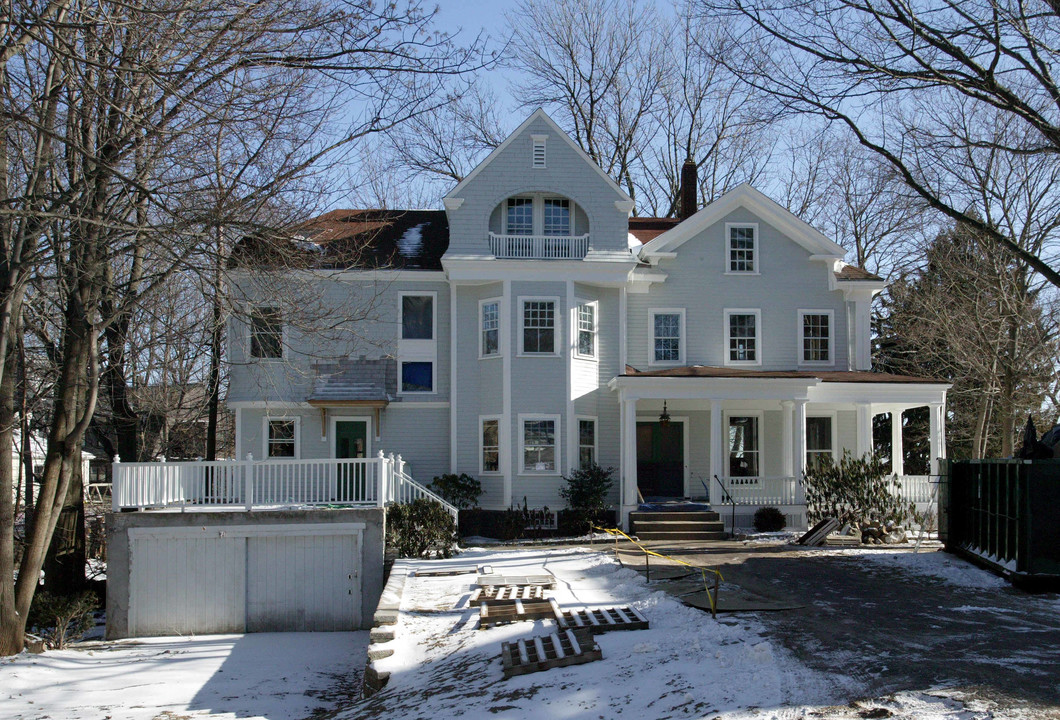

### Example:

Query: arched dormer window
xmin=489 ymin=194 xmax=589 ymax=259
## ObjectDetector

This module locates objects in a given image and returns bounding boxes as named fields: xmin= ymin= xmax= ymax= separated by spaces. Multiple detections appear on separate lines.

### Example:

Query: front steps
xmin=629 ymin=510 xmax=728 ymax=542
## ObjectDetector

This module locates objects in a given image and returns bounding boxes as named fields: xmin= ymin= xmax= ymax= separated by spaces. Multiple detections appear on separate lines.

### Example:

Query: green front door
xmin=335 ymin=421 xmax=368 ymax=501
xmin=636 ymin=421 xmax=685 ymax=499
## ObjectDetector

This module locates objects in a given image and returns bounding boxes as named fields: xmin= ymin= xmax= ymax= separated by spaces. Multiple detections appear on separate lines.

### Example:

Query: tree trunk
xmin=0 ymin=323 xmax=20 ymax=655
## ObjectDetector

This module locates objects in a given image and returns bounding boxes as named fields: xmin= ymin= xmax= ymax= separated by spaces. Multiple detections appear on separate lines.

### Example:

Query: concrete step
xmin=633 ymin=530 xmax=729 ymax=541
xmin=629 ymin=511 xmax=720 ymax=522
xmin=632 ymin=520 xmax=726 ymax=534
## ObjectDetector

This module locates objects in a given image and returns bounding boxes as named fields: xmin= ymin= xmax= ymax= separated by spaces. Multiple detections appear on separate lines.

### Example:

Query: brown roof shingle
xmin=622 ymin=365 xmax=945 ymax=384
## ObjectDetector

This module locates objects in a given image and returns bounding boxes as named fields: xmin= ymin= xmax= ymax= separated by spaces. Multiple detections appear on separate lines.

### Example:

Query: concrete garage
xmin=106 ymin=508 xmax=385 ymax=639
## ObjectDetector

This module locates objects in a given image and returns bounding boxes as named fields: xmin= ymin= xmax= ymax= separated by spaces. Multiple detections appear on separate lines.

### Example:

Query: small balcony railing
xmin=488 ymin=232 xmax=590 ymax=259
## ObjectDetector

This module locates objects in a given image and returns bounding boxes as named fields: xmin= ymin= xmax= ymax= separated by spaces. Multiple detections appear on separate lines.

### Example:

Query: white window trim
xmin=397 ymin=291 xmax=438 ymax=395
xmin=531 ymin=133 xmax=548 ymax=168
xmin=247 ymin=304 xmax=286 ymax=362
xmin=479 ymin=415 xmax=502 ymax=476
xmin=574 ymin=299 xmax=598 ymax=361
xmin=797 ymin=309 xmax=835 ymax=367
xmin=576 ymin=415 xmax=598 ymax=470
xmin=518 ymin=413 xmax=561 ymax=476
xmin=805 ymin=411 xmax=838 ymax=464
xmin=398 ymin=290 xmax=437 ymax=342
xmin=328 ymin=415 xmax=373 ymax=459
xmin=518 ymin=296 xmax=561 ymax=357
xmin=724 ymin=308 xmax=762 ymax=367
xmin=723 ymin=410 xmax=764 ymax=478
xmin=649 ymin=308 xmax=686 ymax=366
xmin=262 ymin=415 xmax=300 ymax=460
xmin=479 ymin=297 xmax=502 ymax=360
xmin=724 ymin=222 xmax=760 ymax=275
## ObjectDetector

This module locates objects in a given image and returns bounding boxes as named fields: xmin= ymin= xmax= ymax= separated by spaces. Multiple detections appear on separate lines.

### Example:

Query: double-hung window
xmin=725 ymin=309 xmax=761 ymax=365
xmin=481 ymin=417 xmax=500 ymax=473
xmin=543 ymin=198 xmax=571 ymax=236
xmin=727 ymin=415 xmax=759 ymax=478
xmin=799 ymin=310 xmax=832 ymax=364
xmin=506 ymin=198 xmax=533 ymax=235
xmin=578 ymin=418 xmax=596 ymax=469
xmin=522 ymin=299 xmax=556 ymax=355
xmin=576 ymin=301 xmax=597 ymax=358
xmin=521 ymin=415 xmax=559 ymax=474
xmin=250 ymin=306 xmax=283 ymax=359
xmin=806 ymin=416 xmax=834 ymax=472
xmin=265 ymin=418 xmax=298 ymax=458
xmin=727 ymin=224 xmax=758 ymax=273
xmin=651 ymin=309 xmax=684 ymax=364
xmin=399 ymin=293 xmax=436 ymax=393
xmin=480 ymin=299 xmax=500 ymax=358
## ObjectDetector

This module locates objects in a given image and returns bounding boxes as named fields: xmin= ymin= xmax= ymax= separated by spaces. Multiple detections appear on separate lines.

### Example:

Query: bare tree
xmin=703 ymin=0 xmax=1060 ymax=287
xmin=0 ymin=0 xmax=488 ymax=655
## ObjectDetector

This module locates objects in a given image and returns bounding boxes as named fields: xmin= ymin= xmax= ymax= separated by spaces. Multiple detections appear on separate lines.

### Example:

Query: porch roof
xmin=620 ymin=365 xmax=945 ymax=384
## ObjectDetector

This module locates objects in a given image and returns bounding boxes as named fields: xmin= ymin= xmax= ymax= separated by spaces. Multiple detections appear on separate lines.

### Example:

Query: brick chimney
xmin=680 ymin=158 xmax=698 ymax=220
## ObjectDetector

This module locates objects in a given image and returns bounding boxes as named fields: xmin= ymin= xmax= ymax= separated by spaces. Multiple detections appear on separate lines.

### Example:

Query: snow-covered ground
xmin=2 ymin=545 xmax=1054 ymax=720
xmin=0 ymin=631 xmax=367 ymax=720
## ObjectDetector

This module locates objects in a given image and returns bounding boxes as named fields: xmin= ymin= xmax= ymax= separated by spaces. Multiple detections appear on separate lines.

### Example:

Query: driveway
xmin=620 ymin=540 xmax=1060 ymax=712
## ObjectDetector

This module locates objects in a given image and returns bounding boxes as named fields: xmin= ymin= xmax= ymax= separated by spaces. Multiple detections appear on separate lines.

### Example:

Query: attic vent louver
xmin=531 ymin=134 xmax=547 ymax=168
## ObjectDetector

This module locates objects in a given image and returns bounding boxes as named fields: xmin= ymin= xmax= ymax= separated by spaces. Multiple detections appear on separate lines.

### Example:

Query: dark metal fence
xmin=941 ymin=458 xmax=1060 ymax=588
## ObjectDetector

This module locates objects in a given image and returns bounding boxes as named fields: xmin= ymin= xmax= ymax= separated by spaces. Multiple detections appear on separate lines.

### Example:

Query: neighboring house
xmin=225 ymin=109 xmax=948 ymax=530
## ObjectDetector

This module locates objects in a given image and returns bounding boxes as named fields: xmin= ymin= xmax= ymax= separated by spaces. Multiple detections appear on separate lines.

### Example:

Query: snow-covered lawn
xmin=0 ymin=631 xmax=367 ymax=720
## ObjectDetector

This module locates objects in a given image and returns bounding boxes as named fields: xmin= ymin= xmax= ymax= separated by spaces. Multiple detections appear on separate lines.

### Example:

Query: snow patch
xmin=397 ymin=223 xmax=426 ymax=257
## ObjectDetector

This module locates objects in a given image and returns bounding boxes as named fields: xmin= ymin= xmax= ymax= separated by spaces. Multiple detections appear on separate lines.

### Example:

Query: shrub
xmin=803 ymin=451 xmax=913 ymax=528
xmin=386 ymin=498 xmax=459 ymax=558
xmin=428 ymin=473 xmax=482 ymax=510
xmin=28 ymin=591 xmax=98 ymax=649
xmin=560 ymin=463 xmax=615 ymax=534
xmin=753 ymin=506 xmax=786 ymax=532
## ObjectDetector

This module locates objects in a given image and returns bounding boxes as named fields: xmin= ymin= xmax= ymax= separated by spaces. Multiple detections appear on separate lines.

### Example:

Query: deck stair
xmin=629 ymin=509 xmax=727 ymax=541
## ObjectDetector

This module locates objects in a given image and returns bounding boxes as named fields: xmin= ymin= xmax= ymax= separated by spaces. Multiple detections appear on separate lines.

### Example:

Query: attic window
xmin=531 ymin=134 xmax=547 ymax=168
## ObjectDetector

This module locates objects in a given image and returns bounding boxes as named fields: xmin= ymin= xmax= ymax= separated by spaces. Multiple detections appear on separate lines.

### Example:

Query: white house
xmin=218 ymin=109 xmax=947 ymax=530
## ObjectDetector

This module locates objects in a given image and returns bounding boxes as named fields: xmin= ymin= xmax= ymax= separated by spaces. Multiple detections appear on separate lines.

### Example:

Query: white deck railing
xmin=112 ymin=452 xmax=457 ymax=519
xmin=488 ymin=232 xmax=590 ymax=259
xmin=715 ymin=474 xmax=936 ymax=507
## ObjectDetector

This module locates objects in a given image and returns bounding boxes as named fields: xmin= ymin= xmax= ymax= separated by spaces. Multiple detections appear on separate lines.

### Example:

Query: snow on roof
xmin=397 ymin=223 xmax=426 ymax=258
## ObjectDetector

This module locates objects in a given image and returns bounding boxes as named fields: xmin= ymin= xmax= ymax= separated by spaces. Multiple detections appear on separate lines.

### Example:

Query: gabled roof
xmin=639 ymin=184 xmax=846 ymax=259
xmin=443 ymin=108 xmax=633 ymax=203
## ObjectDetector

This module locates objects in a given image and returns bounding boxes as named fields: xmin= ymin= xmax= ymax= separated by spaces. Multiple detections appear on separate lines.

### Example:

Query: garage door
xmin=128 ymin=523 xmax=363 ymax=637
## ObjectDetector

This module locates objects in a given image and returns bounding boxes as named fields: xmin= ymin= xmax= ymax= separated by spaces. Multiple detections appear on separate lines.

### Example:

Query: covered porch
xmin=609 ymin=367 xmax=949 ymax=530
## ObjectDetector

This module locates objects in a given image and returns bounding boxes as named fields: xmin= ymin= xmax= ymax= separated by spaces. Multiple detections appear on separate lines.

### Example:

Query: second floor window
xmin=652 ymin=311 xmax=682 ymax=363
xmin=401 ymin=295 xmax=433 ymax=340
xmin=801 ymin=312 xmax=831 ymax=363
xmin=506 ymin=198 xmax=533 ymax=235
xmin=543 ymin=198 xmax=570 ymax=236
xmin=481 ymin=300 xmax=499 ymax=357
xmin=522 ymin=300 xmax=555 ymax=354
xmin=728 ymin=225 xmax=757 ymax=273
xmin=577 ymin=302 xmax=596 ymax=358
xmin=250 ymin=306 xmax=282 ymax=359
xmin=727 ymin=311 xmax=758 ymax=363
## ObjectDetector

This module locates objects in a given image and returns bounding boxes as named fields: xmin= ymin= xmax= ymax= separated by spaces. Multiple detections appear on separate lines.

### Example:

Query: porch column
xmin=793 ymin=399 xmax=807 ymax=479
xmin=928 ymin=402 xmax=945 ymax=476
xmin=891 ymin=410 xmax=904 ymax=476
xmin=621 ymin=396 xmax=638 ymax=525
xmin=709 ymin=399 xmax=723 ymax=505
xmin=780 ymin=401 xmax=794 ymax=477
xmin=856 ymin=403 xmax=873 ymax=457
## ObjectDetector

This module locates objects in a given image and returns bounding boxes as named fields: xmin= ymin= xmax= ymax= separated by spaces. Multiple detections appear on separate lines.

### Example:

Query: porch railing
xmin=487 ymin=232 xmax=590 ymax=259
xmin=715 ymin=474 xmax=933 ymax=507
xmin=112 ymin=451 xmax=457 ymax=520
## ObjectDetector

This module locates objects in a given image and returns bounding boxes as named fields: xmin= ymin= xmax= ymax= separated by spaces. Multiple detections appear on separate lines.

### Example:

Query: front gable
xmin=443 ymin=109 xmax=634 ymax=258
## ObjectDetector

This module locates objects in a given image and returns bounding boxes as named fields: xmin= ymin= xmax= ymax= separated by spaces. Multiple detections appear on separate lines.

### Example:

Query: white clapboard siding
xmin=130 ymin=535 xmax=246 ymax=636
xmin=246 ymin=534 xmax=359 ymax=632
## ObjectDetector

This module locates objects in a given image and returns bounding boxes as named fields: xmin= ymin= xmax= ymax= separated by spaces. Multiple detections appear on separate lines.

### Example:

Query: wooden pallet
xmin=479 ymin=598 xmax=562 ymax=628
xmin=469 ymin=584 xmax=547 ymax=607
xmin=558 ymin=605 xmax=650 ymax=633
xmin=500 ymin=628 xmax=602 ymax=678
xmin=477 ymin=574 xmax=556 ymax=589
